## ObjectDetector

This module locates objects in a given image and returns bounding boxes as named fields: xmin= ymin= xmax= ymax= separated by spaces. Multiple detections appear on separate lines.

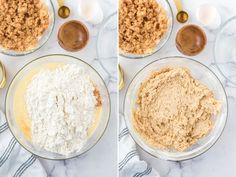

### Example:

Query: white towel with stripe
xmin=0 ymin=111 xmax=47 ymax=177
xmin=119 ymin=115 xmax=160 ymax=177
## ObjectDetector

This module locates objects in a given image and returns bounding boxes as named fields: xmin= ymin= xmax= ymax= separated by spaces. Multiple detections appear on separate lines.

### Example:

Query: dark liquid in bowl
xmin=176 ymin=25 xmax=206 ymax=56
xmin=58 ymin=20 xmax=89 ymax=52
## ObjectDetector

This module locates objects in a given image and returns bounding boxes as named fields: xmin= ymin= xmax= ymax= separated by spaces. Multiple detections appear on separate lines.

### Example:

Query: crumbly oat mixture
xmin=119 ymin=0 xmax=169 ymax=54
xmin=0 ymin=0 xmax=49 ymax=51
xmin=133 ymin=67 xmax=221 ymax=151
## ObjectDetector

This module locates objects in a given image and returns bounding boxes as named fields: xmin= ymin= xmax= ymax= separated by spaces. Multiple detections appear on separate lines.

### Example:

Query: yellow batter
xmin=13 ymin=63 xmax=102 ymax=141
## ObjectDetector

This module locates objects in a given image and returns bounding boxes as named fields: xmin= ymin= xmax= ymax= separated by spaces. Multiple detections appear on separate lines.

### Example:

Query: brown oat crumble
xmin=119 ymin=0 xmax=169 ymax=55
xmin=0 ymin=0 xmax=49 ymax=51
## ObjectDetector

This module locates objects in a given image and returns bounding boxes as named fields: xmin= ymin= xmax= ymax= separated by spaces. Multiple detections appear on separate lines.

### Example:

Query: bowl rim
xmin=123 ymin=56 xmax=228 ymax=161
xmin=0 ymin=0 xmax=55 ymax=56
xmin=119 ymin=0 xmax=174 ymax=59
xmin=5 ymin=54 xmax=111 ymax=160
xmin=214 ymin=15 xmax=236 ymax=86
xmin=96 ymin=11 xmax=118 ymax=77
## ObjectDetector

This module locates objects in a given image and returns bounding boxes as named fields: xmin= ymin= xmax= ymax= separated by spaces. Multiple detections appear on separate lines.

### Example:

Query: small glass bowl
xmin=97 ymin=12 xmax=117 ymax=76
xmin=124 ymin=56 xmax=228 ymax=161
xmin=214 ymin=16 xmax=236 ymax=85
xmin=0 ymin=0 xmax=55 ymax=56
xmin=5 ymin=54 xmax=111 ymax=160
xmin=119 ymin=0 xmax=173 ymax=59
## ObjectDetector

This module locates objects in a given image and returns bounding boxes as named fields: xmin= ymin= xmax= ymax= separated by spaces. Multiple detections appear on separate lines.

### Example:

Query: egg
xmin=196 ymin=4 xmax=221 ymax=30
xmin=78 ymin=0 xmax=104 ymax=25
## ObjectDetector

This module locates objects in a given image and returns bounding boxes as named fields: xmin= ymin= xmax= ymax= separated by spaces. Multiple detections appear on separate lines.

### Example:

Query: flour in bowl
xmin=26 ymin=64 xmax=98 ymax=155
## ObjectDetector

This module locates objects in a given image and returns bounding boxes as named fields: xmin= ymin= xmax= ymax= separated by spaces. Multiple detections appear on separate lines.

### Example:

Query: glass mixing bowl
xmin=119 ymin=0 xmax=173 ymax=59
xmin=5 ymin=54 xmax=111 ymax=160
xmin=97 ymin=12 xmax=117 ymax=77
xmin=0 ymin=0 xmax=55 ymax=56
xmin=124 ymin=56 xmax=228 ymax=161
xmin=214 ymin=16 xmax=236 ymax=85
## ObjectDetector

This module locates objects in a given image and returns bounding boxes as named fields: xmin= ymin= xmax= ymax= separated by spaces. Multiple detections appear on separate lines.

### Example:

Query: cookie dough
xmin=133 ymin=67 xmax=221 ymax=151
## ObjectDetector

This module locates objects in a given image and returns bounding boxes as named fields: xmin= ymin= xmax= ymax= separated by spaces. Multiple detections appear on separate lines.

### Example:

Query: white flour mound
xmin=26 ymin=64 xmax=97 ymax=155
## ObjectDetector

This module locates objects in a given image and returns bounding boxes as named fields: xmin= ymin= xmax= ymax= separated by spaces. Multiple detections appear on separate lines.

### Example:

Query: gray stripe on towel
xmin=0 ymin=124 xmax=8 ymax=133
xmin=0 ymin=123 xmax=7 ymax=129
xmin=134 ymin=166 xmax=152 ymax=177
xmin=119 ymin=128 xmax=129 ymax=141
xmin=14 ymin=155 xmax=36 ymax=177
xmin=0 ymin=138 xmax=17 ymax=167
xmin=119 ymin=150 xmax=137 ymax=170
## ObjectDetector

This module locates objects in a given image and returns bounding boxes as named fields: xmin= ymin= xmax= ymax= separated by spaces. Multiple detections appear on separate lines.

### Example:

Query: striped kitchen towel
xmin=119 ymin=115 xmax=160 ymax=177
xmin=0 ymin=110 xmax=47 ymax=177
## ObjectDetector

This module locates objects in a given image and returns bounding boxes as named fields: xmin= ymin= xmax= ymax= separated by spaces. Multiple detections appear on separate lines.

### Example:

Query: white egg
xmin=78 ymin=0 xmax=104 ymax=25
xmin=196 ymin=4 xmax=221 ymax=30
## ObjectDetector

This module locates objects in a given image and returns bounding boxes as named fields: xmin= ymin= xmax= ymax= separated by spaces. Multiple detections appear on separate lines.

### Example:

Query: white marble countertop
xmin=0 ymin=0 xmax=117 ymax=176
xmin=120 ymin=0 xmax=236 ymax=176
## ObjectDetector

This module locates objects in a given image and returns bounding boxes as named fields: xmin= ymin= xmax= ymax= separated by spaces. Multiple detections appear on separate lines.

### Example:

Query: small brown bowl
xmin=176 ymin=24 xmax=207 ymax=56
xmin=58 ymin=20 xmax=89 ymax=52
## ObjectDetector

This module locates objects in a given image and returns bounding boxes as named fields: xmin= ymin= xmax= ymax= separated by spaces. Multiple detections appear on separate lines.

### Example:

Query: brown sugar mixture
xmin=119 ymin=0 xmax=169 ymax=54
xmin=94 ymin=87 xmax=102 ymax=107
xmin=0 ymin=0 xmax=49 ymax=51
xmin=58 ymin=20 xmax=89 ymax=52
xmin=176 ymin=25 xmax=206 ymax=56
xmin=133 ymin=67 xmax=221 ymax=151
